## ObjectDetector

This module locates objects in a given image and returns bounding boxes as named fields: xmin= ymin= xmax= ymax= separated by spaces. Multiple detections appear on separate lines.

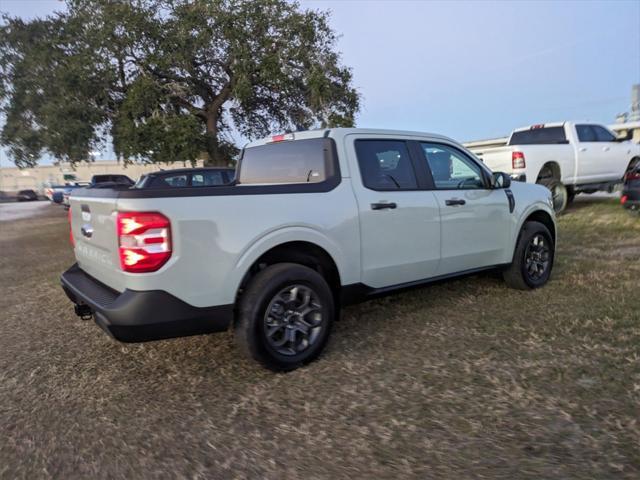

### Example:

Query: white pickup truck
xmin=61 ymin=128 xmax=556 ymax=371
xmin=469 ymin=122 xmax=640 ymax=212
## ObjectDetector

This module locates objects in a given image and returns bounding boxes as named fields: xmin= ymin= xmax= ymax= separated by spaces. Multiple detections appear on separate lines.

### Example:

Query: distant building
xmin=0 ymin=159 xmax=204 ymax=194
xmin=630 ymin=84 xmax=640 ymax=122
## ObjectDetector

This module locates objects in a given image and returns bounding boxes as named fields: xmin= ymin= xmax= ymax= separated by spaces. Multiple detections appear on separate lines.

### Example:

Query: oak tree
xmin=0 ymin=0 xmax=359 ymax=167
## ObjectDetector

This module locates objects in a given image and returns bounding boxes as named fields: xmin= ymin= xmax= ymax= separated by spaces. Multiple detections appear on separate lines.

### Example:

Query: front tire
xmin=235 ymin=263 xmax=334 ymax=371
xmin=503 ymin=221 xmax=555 ymax=290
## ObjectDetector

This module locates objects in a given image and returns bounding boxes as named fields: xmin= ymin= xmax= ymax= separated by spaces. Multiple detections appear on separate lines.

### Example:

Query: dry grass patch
xmin=0 ymin=198 xmax=639 ymax=479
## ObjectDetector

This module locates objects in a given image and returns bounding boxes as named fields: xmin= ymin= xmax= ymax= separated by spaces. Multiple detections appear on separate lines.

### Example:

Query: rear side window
xmin=509 ymin=127 xmax=567 ymax=145
xmin=159 ymin=174 xmax=188 ymax=187
xmin=355 ymin=140 xmax=418 ymax=190
xmin=239 ymin=138 xmax=332 ymax=185
xmin=576 ymin=125 xmax=597 ymax=142
xmin=192 ymin=171 xmax=226 ymax=186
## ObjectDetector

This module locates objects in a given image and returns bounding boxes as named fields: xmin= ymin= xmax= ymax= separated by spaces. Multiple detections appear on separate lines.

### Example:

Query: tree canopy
xmin=0 ymin=0 xmax=360 ymax=167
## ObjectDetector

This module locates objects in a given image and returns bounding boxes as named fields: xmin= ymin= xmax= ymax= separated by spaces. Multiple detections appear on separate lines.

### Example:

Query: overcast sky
xmin=1 ymin=0 xmax=639 ymax=165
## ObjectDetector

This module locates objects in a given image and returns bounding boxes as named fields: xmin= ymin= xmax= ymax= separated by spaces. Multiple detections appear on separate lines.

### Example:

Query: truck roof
xmin=245 ymin=127 xmax=457 ymax=148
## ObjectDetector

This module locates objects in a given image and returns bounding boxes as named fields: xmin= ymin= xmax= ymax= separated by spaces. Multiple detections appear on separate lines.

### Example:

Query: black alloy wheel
xmin=263 ymin=284 xmax=324 ymax=356
xmin=524 ymin=233 xmax=551 ymax=281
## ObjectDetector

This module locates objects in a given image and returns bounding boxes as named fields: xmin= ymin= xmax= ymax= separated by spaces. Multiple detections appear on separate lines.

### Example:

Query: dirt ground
xmin=1 ymin=198 xmax=639 ymax=479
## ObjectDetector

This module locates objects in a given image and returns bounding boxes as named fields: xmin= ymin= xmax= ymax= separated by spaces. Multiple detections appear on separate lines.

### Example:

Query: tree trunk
xmin=204 ymin=110 xmax=226 ymax=166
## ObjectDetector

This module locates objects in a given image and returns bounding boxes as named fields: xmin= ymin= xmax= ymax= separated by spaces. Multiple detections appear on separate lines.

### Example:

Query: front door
xmin=420 ymin=142 xmax=512 ymax=275
xmin=348 ymin=137 xmax=441 ymax=288
xmin=575 ymin=124 xmax=624 ymax=182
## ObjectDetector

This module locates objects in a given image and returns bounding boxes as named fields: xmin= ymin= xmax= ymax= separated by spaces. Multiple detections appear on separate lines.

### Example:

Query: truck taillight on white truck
xmin=117 ymin=212 xmax=172 ymax=272
xmin=469 ymin=122 xmax=640 ymax=213
xmin=62 ymin=128 xmax=557 ymax=371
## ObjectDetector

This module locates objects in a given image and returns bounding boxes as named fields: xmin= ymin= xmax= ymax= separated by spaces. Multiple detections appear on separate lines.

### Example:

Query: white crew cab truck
xmin=469 ymin=122 xmax=640 ymax=213
xmin=62 ymin=128 xmax=556 ymax=371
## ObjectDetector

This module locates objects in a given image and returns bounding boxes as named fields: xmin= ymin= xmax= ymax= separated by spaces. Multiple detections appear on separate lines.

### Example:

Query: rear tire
xmin=235 ymin=263 xmax=334 ymax=372
xmin=503 ymin=221 xmax=555 ymax=290
xmin=539 ymin=178 xmax=568 ymax=213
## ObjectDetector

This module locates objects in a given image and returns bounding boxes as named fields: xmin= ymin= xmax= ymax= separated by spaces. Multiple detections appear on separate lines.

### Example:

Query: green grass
xmin=0 ymin=197 xmax=638 ymax=479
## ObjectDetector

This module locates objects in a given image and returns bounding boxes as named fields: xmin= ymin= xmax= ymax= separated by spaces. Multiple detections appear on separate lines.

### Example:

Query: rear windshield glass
xmin=509 ymin=127 xmax=567 ymax=145
xmin=95 ymin=175 xmax=125 ymax=182
xmin=239 ymin=138 xmax=334 ymax=185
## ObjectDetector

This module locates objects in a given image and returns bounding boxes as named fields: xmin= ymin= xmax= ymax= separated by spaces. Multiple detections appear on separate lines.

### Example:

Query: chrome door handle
xmin=603 ymin=146 xmax=610 ymax=151
xmin=371 ymin=202 xmax=397 ymax=210
xmin=445 ymin=199 xmax=466 ymax=206
xmin=579 ymin=147 xmax=587 ymax=152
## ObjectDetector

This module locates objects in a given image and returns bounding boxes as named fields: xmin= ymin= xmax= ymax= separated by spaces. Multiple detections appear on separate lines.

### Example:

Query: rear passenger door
xmin=349 ymin=137 xmax=441 ymax=288
xmin=420 ymin=142 xmax=511 ymax=275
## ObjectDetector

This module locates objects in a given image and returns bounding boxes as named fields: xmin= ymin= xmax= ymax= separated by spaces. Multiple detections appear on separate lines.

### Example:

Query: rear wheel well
xmin=238 ymin=241 xmax=341 ymax=302
xmin=536 ymin=162 xmax=561 ymax=183
xmin=524 ymin=210 xmax=556 ymax=242
xmin=626 ymin=156 xmax=640 ymax=174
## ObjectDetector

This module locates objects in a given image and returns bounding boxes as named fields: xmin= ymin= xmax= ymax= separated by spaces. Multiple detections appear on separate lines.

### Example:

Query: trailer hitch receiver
xmin=74 ymin=304 xmax=93 ymax=321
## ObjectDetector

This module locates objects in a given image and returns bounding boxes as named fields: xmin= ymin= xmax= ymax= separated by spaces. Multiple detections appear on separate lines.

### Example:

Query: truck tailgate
xmin=69 ymin=193 xmax=123 ymax=292
xmin=473 ymin=146 xmax=514 ymax=173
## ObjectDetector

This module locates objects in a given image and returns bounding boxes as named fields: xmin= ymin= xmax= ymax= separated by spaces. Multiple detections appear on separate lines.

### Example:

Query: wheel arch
xmin=235 ymin=240 xmax=343 ymax=306
xmin=626 ymin=156 xmax=640 ymax=174
xmin=536 ymin=161 xmax=562 ymax=183
xmin=522 ymin=209 xmax=556 ymax=244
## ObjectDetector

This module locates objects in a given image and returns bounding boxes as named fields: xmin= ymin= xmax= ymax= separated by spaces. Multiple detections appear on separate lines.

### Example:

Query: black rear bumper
xmin=60 ymin=264 xmax=233 ymax=342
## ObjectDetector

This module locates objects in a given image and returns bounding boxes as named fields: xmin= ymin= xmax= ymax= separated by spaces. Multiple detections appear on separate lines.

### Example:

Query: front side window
xmin=239 ymin=138 xmax=330 ymax=185
xmin=592 ymin=125 xmax=617 ymax=142
xmin=422 ymin=143 xmax=486 ymax=190
xmin=354 ymin=140 xmax=418 ymax=190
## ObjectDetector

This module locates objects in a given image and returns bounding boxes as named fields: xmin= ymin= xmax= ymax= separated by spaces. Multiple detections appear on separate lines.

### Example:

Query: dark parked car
xmin=621 ymin=163 xmax=640 ymax=213
xmin=134 ymin=167 xmax=235 ymax=189
xmin=89 ymin=174 xmax=135 ymax=188
xmin=17 ymin=189 xmax=38 ymax=201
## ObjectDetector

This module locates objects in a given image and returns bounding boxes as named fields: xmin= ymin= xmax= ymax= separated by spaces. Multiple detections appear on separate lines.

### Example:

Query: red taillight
xmin=512 ymin=151 xmax=526 ymax=169
xmin=269 ymin=133 xmax=294 ymax=143
xmin=68 ymin=208 xmax=75 ymax=247
xmin=116 ymin=212 xmax=171 ymax=273
xmin=621 ymin=195 xmax=628 ymax=205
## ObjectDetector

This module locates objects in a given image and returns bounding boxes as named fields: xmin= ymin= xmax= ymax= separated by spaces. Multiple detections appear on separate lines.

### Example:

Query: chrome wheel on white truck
xmin=539 ymin=178 xmax=568 ymax=214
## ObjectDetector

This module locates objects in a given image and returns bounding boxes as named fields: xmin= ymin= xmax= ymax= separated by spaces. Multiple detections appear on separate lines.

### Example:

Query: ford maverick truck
xmin=62 ymin=128 xmax=556 ymax=371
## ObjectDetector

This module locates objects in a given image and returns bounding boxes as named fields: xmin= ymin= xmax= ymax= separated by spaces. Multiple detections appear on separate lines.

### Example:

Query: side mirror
xmin=492 ymin=172 xmax=511 ymax=189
